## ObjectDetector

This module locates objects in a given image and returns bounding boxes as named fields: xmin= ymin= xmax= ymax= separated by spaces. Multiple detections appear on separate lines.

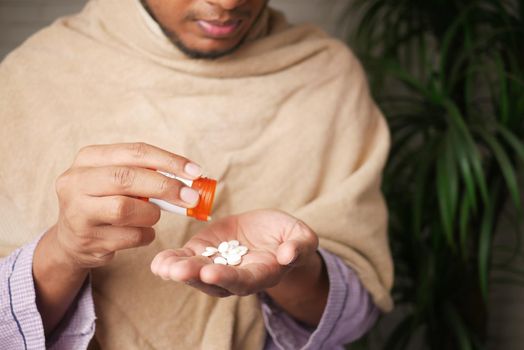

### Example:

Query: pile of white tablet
xmin=201 ymin=240 xmax=249 ymax=266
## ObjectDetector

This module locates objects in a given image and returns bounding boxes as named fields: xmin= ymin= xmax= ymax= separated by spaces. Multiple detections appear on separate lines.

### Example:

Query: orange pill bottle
xmin=148 ymin=171 xmax=217 ymax=221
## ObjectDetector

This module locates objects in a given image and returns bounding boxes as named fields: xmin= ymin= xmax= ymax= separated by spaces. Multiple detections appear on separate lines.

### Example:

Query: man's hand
xmin=34 ymin=142 xmax=203 ymax=334
xmin=151 ymin=210 xmax=329 ymax=325
xmin=52 ymin=142 xmax=203 ymax=269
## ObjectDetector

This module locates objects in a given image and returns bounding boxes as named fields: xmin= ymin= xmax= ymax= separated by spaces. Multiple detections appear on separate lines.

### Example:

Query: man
xmin=0 ymin=0 xmax=393 ymax=349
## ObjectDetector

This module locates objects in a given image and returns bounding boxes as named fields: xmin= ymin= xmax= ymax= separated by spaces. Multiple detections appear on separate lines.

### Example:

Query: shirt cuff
xmin=8 ymin=235 xmax=96 ymax=350
xmin=46 ymin=275 xmax=96 ymax=349
xmin=260 ymin=248 xmax=379 ymax=350
xmin=7 ymin=236 xmax=46 ymax=349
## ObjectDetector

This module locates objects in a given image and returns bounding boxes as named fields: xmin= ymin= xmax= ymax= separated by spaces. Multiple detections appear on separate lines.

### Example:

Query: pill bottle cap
xmin=187 ymin=177 xmax=217 ymax=221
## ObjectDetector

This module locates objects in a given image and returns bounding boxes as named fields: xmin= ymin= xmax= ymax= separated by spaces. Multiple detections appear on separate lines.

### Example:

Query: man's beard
xmin=139 ymin=0 xmax=267 ymax=60
xmin=161 ymin=30 xmax=248 ymax=60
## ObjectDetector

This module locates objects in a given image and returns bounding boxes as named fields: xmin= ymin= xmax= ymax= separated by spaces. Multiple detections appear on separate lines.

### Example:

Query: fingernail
xmin=180 ymin=186 xmax=200 ymax=205
xmin=184 ymin=162 xmax=202 ymax=178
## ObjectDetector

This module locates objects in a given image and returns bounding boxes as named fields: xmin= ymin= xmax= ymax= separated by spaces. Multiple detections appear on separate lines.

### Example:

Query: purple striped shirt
xmin=1 ymin=236 xmax=378 ymax=349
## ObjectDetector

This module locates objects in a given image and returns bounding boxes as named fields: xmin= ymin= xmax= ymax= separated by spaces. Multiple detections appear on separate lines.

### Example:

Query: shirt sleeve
xmin=260 ymin=248 xmax=380 ymax=350
xmin=0 ymin=236 xmax=96 ymax=350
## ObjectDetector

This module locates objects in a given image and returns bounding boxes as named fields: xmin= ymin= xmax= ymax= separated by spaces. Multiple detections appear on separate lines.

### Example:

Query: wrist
xmin=267 ymin=250 xmax=327 ymax=302
xmin=33 ymin=225 xmax=90 ymax=335
xmin=265 ymin=250 xmax=329 ymax=326
xmin=35 ymin=225 xmax=89 ymax=280
xmin=267 ymin=251 xmax=329 ymax=295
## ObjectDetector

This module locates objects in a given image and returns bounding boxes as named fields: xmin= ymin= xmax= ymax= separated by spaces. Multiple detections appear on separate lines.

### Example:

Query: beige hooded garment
xmin=0 ymin=0 xmax=393 ymax=348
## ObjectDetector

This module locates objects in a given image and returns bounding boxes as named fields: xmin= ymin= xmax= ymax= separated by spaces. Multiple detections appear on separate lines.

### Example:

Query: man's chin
xmin=172 ymin=39 xmax=244 ymax=60
xmin=179 ymin=47 xmax=237 ymax=60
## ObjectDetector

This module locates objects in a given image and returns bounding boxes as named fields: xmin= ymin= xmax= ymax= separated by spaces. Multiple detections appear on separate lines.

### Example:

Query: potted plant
xmin=346 ymin=1 xmax=524 ymax=349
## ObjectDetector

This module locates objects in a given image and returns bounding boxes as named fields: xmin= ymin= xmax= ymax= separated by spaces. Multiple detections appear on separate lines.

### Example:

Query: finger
xmin=151 ymin=249 xmax=196 ymax=279
xmin=278 ymin=220 xmax=318 ymax=266
xmin=150 ymin=250 xmax=231 ymax=297
xmin=75 ymin=195 xmax=161 ymax=227
xmin=86 ymin=226 xmax=156 ymax=253
xmin=73 ymin=142 xmax=202 ymax=179
xmin=166 ymin=256 xmax=210 ymax=282
xmin=200 ymin=263 xmax=281 ymax=296
xmin=71 ymin=166 xmax=200 ymax=208
xmin=151 ymin=249 xmax=190 ymax=275
xmin=157 ymin=255 xmax=182 ymax=280
xmin=151 ymin=248 xmax=207 ymax=280
xmin=276 ymin=239 xmax=304 ymax=266
xmin=152 ymin=249 xmax=230 ymax=287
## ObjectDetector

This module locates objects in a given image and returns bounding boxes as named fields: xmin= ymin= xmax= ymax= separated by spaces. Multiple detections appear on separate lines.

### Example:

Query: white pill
xmin=236 ymin=246 xmax=248 ymax=256
xmin=228 ymin=240 xmax=240 ymax=247
xmin=227 ymin=255 xmax=242 ymax=266
xmin=205 ymin=247 xmax=218 ymax=253
xmin=213 ymin=257 xmax=228 ymax=265
xmin=218 ymin=242 xmax=230 ymax=253
xmin=220 ymin=251 xmax=232 ymax=259
xmin=201 ymin=250 xmax=216 ymax=257
xmin=227 ymin=247 xmax=240 ymax=255
xmin=227 ymin=247 xmax=245 ymax=257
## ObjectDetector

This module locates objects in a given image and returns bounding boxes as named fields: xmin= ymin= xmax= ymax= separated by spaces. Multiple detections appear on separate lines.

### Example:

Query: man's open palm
xmin=150 ymin=210 xmax=319 ymax=297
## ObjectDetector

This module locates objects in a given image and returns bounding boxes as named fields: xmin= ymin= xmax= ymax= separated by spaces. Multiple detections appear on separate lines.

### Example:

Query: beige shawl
xmin=0 ymin=0 xmax=393 ymax=348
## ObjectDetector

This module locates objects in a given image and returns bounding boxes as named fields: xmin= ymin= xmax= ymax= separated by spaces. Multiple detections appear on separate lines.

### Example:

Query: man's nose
xmin=205 ymin=0 xmax=247 ymax=10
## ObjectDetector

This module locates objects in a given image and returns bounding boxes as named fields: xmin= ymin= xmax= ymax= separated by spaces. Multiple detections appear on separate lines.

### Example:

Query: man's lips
xmin=196 ymin=19 xmax=242 ymax=38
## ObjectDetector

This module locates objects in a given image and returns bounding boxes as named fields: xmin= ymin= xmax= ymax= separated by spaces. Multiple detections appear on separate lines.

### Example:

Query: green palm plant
xmin=344 ymin=0 xmax=524 ymax=349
